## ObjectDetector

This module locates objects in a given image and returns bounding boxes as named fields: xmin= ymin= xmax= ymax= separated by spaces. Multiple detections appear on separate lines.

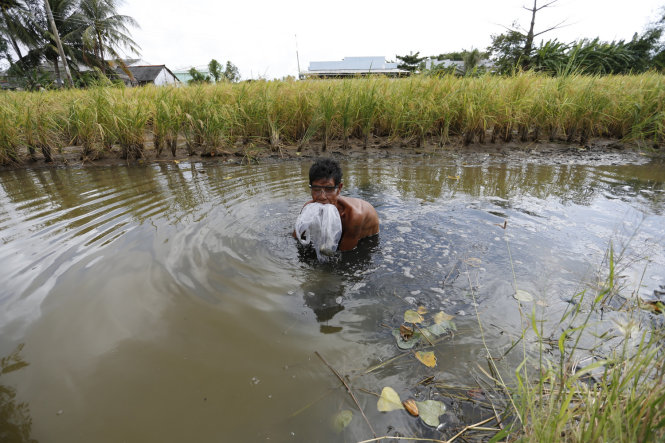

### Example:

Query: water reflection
xmin=297 ymin=235 xmax=380 ymax=330
xmin=0 ymin=344 xmax=35 ymax=443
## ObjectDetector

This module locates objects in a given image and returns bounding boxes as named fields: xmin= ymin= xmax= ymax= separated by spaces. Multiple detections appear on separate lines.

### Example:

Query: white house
xmin=302 ymin=56 xmax=408 ymax=78
xmin=118 ymin=65 xmax=181 ymax=86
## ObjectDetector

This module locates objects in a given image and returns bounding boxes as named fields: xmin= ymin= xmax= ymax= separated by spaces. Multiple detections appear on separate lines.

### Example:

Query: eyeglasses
xmin=309 ymin=185 xmax=339 ymax=194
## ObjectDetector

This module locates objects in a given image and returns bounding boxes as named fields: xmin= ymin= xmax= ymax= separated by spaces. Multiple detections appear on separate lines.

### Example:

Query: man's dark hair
xmin=309 ymin=158 xmax=342 ymax=185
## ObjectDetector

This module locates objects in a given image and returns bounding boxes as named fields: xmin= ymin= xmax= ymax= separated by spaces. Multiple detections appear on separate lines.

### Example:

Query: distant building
xmin=1 ymin=59 xmax=179 ymax=88
xmin=172 ymin=68 xmax=212 ymax=84
xmin=118 ymin=65 xmax=180 ymax=86
xmin=301 ymin=56 xmax=409 ymax=78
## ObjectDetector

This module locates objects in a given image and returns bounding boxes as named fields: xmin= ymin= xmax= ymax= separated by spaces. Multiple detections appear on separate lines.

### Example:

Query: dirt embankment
xmin=1 ymin=136 xmax=661 ymax=171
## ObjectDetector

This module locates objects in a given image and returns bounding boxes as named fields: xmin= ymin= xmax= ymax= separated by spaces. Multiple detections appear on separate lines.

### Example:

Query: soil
xmin=2 ymin=135 xmax=662 ymax=171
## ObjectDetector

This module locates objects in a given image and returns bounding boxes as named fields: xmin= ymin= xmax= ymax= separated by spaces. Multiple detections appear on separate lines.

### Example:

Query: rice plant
xmin=2 ymin=72 xmax=665 ymax=164
xmin=0 ymin=100 xmax=22 ymax=165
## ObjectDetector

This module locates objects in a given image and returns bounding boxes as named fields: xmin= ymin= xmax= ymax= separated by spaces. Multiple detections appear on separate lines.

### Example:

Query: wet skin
xmin=299 ymin=178 xmax=380 ymax=251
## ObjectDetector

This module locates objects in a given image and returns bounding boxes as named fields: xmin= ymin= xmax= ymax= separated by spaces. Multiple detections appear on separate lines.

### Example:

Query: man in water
xmin=296 ymin=158 xmax=379 ymax=251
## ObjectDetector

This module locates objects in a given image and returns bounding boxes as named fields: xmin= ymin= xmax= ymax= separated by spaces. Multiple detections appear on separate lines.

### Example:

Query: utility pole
xmin=295 ymin=34 xmax=302 ymax=79
xmin=44 ymin=0 xmax=73 ymax=87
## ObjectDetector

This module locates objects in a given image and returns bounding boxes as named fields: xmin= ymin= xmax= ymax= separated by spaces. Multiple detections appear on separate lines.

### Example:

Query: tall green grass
xmin=2 ymin=73 xmax=664 ymax=164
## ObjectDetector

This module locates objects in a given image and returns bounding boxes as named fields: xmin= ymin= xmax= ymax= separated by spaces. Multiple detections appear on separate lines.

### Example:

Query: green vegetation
xmin=488 ymin=1 xmax=665 ymax=75
xmin=482 ymin=245 xmax=665 ymax=442
xmin=3 ymin=72 xmax=665 ymax=165
xmin=1 ymin=0 xmax=139 ymax=89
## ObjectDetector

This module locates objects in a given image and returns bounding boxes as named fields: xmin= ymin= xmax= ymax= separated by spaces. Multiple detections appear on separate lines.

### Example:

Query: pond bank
xmin=1 ymin=135 xmax=661 ymax=171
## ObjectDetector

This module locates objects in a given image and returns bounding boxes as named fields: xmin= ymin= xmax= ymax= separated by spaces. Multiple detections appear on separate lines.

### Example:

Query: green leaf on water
xmin=404 ymin=309 xmax=424 ymax=323
xmin=514 ymin=290 xmax=534 ymax=302
xmin=415 ymin=400 xmax=446 ymax=427
xmin=377 ymin=387 xmax=404 ymax=412
xmin=425 ymin=321 xmax=455 ymax=338
xmin=392 ymin=329 xmax=420 ymax=349
xmin=332 ymin=409 xmax=353 ymax=432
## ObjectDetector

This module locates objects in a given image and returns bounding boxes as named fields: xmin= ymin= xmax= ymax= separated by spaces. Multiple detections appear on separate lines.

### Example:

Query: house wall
xmin=154 ymin=68 xmax=179 ymax=86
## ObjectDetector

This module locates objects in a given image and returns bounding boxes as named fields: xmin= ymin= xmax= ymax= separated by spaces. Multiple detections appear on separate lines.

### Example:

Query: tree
xmin=187 ymin=66 xmax=209 ymax=84
xmin=521 ymin=0 xmax=564 ymax=67
xmin=223 ymin=60 xmax=239 ymax=82
xmin=0 ymin=0 xmax=35 ymax=66
xmin=487 ymin=29 xmax=527 ymax=74
xmin=44 ymin=0 xmax=73 ymax=86
xmin=488 ymin=0 xmax=565 ymax=73
xmin=396 ymin=51 xmax=425 ymax=73
xmin=462 ymin=48 xmax=482 ymax=74
xmin=78 ymin=0 xmax=139 ymax=74
xmin=208 ymin=58 xmax=222 ymax=82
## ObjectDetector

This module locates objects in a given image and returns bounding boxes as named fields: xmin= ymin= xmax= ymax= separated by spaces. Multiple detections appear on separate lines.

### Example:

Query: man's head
xmin=309 ymin=158 xmax=342 ymax=186
xmin=308 ymin=158 xmax=343 ymax=205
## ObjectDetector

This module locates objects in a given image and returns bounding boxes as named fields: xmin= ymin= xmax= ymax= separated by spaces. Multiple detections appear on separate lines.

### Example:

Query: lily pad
xmin=415 ymin=400 xmax=446 ymax=427
xmin=392 ymin=329 xmax=420 ymax=349
xmin=514 ymin=289 xmax=534 ymax=302
xmin=332 ymin=410 xmax=353 ymax=432
xmin=404 ymin=309 xmax=424 ymax=324
xmin=377 ymin=387 xmax=404 ymax=412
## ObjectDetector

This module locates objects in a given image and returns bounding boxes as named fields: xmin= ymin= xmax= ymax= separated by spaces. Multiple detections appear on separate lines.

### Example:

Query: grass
xmin=476 ymin=242 xmax=665 ymax=442
xmin=1 ymin=72 xmax=665 ymax=164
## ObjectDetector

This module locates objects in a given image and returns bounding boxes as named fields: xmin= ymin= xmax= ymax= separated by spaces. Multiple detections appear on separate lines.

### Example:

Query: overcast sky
xmin=118 ymin=0 xmax=664 ymax=80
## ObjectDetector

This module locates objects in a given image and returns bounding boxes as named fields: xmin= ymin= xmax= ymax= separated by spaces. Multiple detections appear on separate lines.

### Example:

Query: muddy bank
xmin=1 ymin=136 xmax=661 ymax=171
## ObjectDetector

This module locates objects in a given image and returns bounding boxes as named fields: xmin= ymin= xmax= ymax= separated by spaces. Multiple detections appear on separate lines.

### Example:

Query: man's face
xmin=310 ymin=177 xmax=341 ymax=205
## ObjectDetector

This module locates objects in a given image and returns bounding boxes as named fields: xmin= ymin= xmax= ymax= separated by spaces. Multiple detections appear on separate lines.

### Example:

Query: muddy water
xmin=1 ymin=155 xmax=664 ymax=442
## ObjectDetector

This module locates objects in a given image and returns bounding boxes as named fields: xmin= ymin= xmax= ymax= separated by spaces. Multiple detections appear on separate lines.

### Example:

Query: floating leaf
xmin=173 ymin=160 xmax=180 ymax=164
xmin=404 ymin=310 xmax=424 ymax=324
xmin=415 ymin=351 xmax=437 ymax=368
xmin=399 ymin=324 xmax=414 ymax=340
xmin=514 ymin=290 xmax=534 ymax=302
xmin=392 ymin=329 xmax=420 ymax=349
xmin=425 ymin=320 xmax=456 ymax=339
xmin=332 ymin=410 xmax=353 ymax=432
xmin=415 ymin=400 xmax=446 ymax=427
xmin=417 ymin=306 xmax=428 ymax=315
xmin=403 ymin=399 xmax=419 ymax=416
xmin=433 ymin=311 xmax=454 ymax=324
xmin=447 ymin=175 xmax=460 ymax=180
xmin=223 ymin=175 xmax=232 ymax=180
xmin=377 ymin=387 xmax=404 ymax=412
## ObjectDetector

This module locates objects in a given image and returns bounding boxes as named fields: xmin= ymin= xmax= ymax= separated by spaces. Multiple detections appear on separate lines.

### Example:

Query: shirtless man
xmin=296 ymin=158 xmax=379 ymax=251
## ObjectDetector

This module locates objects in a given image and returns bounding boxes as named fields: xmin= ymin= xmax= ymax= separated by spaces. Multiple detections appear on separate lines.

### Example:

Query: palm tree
xmin=0 ymin=0 xmax=36 ymax=66
xmin=78 ymin=0 xmax=139 ymax=74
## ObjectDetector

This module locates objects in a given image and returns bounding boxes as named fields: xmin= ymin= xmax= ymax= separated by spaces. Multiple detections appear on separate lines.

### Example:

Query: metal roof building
xmin=302 ymin=56 xmax=408 ymax=78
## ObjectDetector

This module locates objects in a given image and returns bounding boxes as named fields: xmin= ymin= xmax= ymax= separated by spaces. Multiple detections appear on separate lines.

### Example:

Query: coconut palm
xmin=20 ymin=0 xmax=82 ymax=85
xmin=78 ymin=0 xmax=139 ymax=74
xmin=0 ymin=0 xmax=36 ymax=65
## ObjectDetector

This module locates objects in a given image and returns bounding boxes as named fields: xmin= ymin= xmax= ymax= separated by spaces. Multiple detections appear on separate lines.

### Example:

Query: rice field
xmin=1 ymin=72 xmax=664 ymax=165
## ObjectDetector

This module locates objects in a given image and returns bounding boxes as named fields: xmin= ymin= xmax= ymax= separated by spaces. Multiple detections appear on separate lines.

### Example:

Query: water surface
xmin=1 ymin=155 xmax=664 ymax=441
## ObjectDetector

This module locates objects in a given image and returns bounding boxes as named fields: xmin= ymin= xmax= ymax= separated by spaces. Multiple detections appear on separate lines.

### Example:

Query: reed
xmin=2 ymin=72 xmax=665 ymax=164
